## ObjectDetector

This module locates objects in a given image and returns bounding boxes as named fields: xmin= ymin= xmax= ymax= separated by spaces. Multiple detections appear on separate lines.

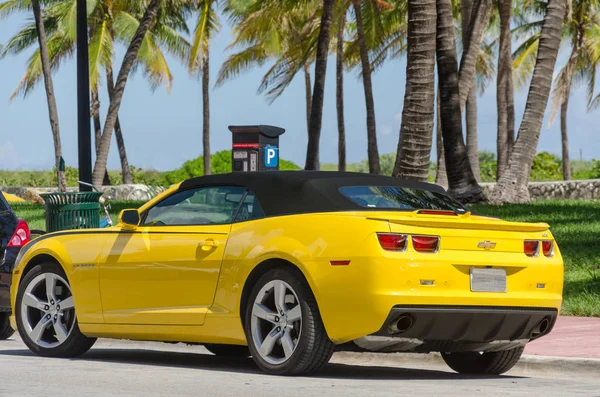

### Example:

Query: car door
xmin=98 ymin=185 xmax=248 ymax=326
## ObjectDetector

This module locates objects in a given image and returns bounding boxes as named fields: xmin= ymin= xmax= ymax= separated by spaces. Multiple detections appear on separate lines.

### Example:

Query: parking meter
xmin=228 ymin=125 xmax=286 ymax=172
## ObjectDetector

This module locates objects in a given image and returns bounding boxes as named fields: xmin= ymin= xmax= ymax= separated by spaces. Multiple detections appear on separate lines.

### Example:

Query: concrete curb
xmin=332 ymin=351 xmax=600 ymax=377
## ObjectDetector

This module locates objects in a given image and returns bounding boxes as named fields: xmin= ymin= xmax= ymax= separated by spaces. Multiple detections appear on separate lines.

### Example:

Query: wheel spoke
xmin=259 ymin=327 xmax=280 ymax=357
xmin=29 ymin=317 xmax=51 ymax=342
xmin=281 ymin=331 xmax=295 ymax=359
xmin=45 ymin=274 xmax=57 ymax=302
xmin=53 ymin=320 xmax=69 ymax=343
xmin=286 ymin=304 xmax=301 ymax=323
xmin=252 ymin=303 xmax=277 ymax=324
xmin=273 ymin=281 xmax=286 ymax=313
xmin=23 ymin=293 xmax=47 ymax=311
xmin=59 ymin=296 xmax=74 ymax=311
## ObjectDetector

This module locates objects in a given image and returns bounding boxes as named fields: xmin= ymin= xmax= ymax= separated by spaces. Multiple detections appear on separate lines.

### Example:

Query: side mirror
xmin=119 ymin=209 xmax=140 ymax=230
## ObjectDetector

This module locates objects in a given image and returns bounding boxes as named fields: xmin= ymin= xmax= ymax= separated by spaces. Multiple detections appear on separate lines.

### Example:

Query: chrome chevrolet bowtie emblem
xmin=478 ymin=241 xmax=497 ymax=250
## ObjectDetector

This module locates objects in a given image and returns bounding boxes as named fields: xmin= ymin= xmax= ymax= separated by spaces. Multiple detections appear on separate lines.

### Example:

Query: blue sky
xmin=0 ymin=10 xmax=599 ymax=171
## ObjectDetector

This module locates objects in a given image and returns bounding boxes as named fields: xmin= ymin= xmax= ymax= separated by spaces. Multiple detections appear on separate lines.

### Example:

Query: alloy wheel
xmin=20 ymin=273 xmax=76 ymax=348
xmin=250 ymin=280 xmax=302 ymax=365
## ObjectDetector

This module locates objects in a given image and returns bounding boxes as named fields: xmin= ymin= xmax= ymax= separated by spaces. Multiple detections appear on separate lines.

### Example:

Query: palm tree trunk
xmin=92 ymin=0 xmax=161 ymax=187
xmin=336 ymin=13 xmax=347 ymax=172
xmin=561 ymin=97 xmax=571 ymax=180
xmin=460 ymin=0 xmax=481 ymax=182
xmin=31 ymin=0 xmax=65 ymax=192
xmin=496 ymin=0 xmax=515 ymax=180
xmin=488 ymin=0 xmax=566 ymax=203
xmin=353 ymin=0 xmax=381 ymax=174
xmin=393 ymin=0 xmax=437 ymax=181
xmin=435 ymin=0 xmax=483 ymax=201
xmin=91 ymin=87 xmax=112 ymax=186
xmin=557 ymin=39 xmax=581 ymax=181
xmin=466 ymin=90 xmax=481 ymax=182
xmin=435 ymin=91 xmax=448 ymax=187
xmin=305 ymin=0 xmax=336 ymax=170
xmin=304 ymin=63 xmax=312 ymax=134
xmin=457 ymin=0 xmax=491 ymax=108
xmin=106 ymin=67 xmax=133 ymax=184
xmin=202 ymin=49 xmax=211 ymax=176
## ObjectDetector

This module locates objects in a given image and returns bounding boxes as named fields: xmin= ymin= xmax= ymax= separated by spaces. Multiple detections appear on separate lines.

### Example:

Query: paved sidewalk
xmin=524 ymin=316 xmax=600 ymax=359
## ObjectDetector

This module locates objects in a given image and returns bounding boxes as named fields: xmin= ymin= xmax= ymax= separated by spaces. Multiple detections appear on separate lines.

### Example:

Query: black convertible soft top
xmin=179 ymin=171 xmax=448 ymax=217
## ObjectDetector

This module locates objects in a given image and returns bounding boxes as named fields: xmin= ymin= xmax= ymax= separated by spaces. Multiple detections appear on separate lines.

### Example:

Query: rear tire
xmin=244 ymin=267 xmax=334 ymax=376
xmin=0 ymin=313 xmax=15 ymax=340
xmin=15 ymin=262 xmax=96 ymax=358
xmin=204 ymin=344 xmax=250 ymax=357
xmin=441 ymin=347 xmax=525 ymax=375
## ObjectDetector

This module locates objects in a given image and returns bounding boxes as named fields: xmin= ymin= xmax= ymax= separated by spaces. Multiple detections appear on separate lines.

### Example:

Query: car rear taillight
xmin=524 ymin=240 xmax=540 ymax=257
xmin=377 ymin=233 xmax=408 ymax=251
xmin=8 ymin=219 xmax=31 ymax=248
xmin=412 ymin=235 xmax=440 ymax=253
xmin=542 ymin=240 xmax=554 ymax=257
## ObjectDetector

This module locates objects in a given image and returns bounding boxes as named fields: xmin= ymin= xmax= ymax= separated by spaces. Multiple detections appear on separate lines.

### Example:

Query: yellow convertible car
xmin=10 ymin=172 xmax=563 ymax=375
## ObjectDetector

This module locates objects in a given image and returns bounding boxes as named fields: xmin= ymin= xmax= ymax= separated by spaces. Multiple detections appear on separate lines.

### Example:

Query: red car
xmin=0 ymin=193 xmax=31 ymax=340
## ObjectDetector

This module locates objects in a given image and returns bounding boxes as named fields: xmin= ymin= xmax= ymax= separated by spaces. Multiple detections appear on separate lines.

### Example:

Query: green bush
xmin=592 ymin=160 xmax=600 ymax=179
xmin=478 ymin=150 xmax=497 ymax=182
xmin=162 ymin=150 xmax=301 ymax=185
xmin=530 ymin=151 xmax=563 ymax=181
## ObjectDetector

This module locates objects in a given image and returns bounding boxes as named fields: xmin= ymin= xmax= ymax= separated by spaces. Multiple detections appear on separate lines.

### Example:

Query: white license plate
xmin=470 ymin=267 xmax=507 ymax=292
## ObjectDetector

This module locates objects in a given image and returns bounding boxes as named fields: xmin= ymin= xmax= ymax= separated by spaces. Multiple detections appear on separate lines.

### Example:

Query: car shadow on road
xmin=0 ymin=347 xmax=523 ymax=381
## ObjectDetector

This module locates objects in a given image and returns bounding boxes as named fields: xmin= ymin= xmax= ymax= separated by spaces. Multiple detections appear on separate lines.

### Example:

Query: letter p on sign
xmin=264 ymin=145 xmax=279 ymax=168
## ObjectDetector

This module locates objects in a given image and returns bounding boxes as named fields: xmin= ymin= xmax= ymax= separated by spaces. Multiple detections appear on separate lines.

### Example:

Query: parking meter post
xmin=228 ymin=125 xmax=286 ymax=172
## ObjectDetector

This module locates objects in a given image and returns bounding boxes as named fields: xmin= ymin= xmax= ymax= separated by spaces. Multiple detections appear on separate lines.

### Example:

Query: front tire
xmin=441 ymin=347 xmax=525 ymax=375
xmin=244 ymin=267 xmax=334 ymax=376
xmin=15 ymin=262 xmax=96 ymax=358
xmin=0 ymin=313 xmax=15 ymax=340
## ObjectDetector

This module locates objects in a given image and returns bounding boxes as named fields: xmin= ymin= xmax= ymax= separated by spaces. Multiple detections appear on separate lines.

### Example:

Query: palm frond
xmin=512 ymin=32 xmax=541 ymax=90
xmin=215 ymin=44 xmax=270 ymax=87
xmin=88 ymin=18 xmax=113 ymax=90
xmin=188 ymin=1 xmax=220 ymax=72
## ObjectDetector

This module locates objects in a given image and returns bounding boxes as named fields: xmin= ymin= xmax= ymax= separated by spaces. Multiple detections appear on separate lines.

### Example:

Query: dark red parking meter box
xmin=229 ymin=125 xmax=285 ymax=172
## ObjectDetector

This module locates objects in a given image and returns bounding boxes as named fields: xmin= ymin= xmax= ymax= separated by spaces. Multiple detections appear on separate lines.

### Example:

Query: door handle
xmin=201 ymin=239 xmax=219 ymax=250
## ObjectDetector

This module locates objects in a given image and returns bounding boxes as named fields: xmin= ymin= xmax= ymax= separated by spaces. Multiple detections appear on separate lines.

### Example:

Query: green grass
xmin=472 ymin=200 xmax=600 ymax=317
xmin=10 ymin=199 xmax=600 ymax=317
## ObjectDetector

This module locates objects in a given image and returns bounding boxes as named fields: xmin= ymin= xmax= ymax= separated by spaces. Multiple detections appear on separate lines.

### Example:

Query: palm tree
xmin=306 ymin=0 xmax=336 ymax=170
xmin=217 ymin=1 xmax=320 ymax=135
xmin=496 ymin=0 xmax=515 ymax=180
xmin=188 ymin=0 xmax=220 ymax=176
xmin=435 ymin=0 xmax=483 ymax=201
xmin=335 ymin=11 xmax=347 ymax=171
xmin=461 ymin=0 xmax=480 ymax=182
xmin=0 ymin=0 xmax=66 ymax=191
xmin=488 ymin=0 xmax=566 ymax=203
xmin=512 ymin=0 xmax=600 ymax=182
xmin=393 ymin=0 xmax=437 ymax=181
xmin=33 ymin=0 xmax=66 ymax=192
xmin=2 ymin=0 xmax=188 ymax=184
xmin=93 ymin=0 xmax=163 ymax=187
xmin=350 ymin=0 xmax=386 ymax=174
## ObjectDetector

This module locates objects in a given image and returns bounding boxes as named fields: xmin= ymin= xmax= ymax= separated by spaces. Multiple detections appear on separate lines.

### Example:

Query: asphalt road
xmin=0 ymin=335 xmax=598 ymax=397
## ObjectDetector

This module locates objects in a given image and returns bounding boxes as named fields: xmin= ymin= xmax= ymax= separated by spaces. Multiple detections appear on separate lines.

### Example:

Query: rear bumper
xmin=352 ymin=305 xmax=557 ymax=353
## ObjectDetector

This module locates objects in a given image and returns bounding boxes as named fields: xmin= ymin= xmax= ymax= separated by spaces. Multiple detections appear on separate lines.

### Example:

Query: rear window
xmin=339 ymin=186 xmax=468 ymax=212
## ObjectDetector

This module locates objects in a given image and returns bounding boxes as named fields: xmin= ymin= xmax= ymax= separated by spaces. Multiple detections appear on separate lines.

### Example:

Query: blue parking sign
xmin=264 ymin=146 xmax=279 ymax=168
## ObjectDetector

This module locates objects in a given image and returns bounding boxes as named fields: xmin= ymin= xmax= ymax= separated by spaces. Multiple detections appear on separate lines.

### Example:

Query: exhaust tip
xmin=531 ymin=317 xmax=551 ymax=338
xmin=389 ymin=314 xmax=414 ymax=335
